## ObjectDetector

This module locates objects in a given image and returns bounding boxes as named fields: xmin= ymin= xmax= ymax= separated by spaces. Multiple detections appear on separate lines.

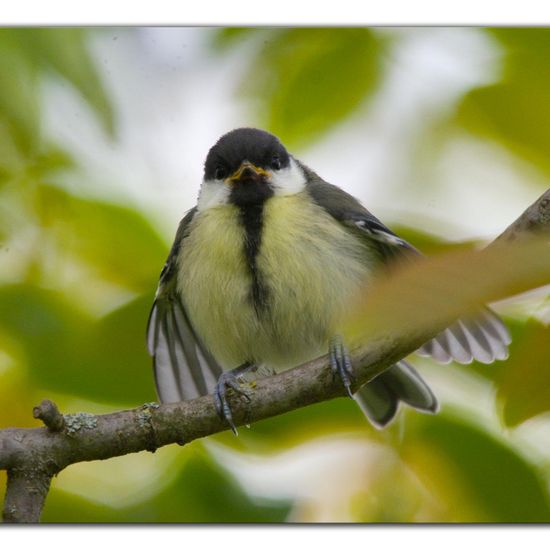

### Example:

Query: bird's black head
xmin=198 ymin=128 xmax=307 ymax=211
xmin=202 ymin=128 xmax=292 ymax=207
xmin=204 ymin=128 xmax=290 ymax=181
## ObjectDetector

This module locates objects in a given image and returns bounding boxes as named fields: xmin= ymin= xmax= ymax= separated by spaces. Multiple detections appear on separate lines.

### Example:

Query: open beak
xmin=227 ymin=161 xmax=269 ymax=184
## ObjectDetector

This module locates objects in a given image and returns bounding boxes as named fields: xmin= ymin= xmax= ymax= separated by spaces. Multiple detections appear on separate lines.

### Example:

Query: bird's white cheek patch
xmin=197 ymin=158 xmax=306 ymax=210
xmin=270 ymin=158 xmax=307 ymax=196
xmin=197 ymin=179 xmax=231 ymax=211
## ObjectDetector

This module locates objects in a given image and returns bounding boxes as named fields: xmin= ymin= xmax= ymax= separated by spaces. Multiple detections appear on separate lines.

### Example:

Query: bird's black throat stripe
xmin=239 ymin=203 xmax=270 ymax=315
xmin=230 ymin=182 xmax=273 ymax=316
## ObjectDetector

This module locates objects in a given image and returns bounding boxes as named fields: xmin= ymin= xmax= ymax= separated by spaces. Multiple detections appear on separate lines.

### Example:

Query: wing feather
xmin=153 ymin=317 xmax=183 ymax=403
xmin=171 ymin=303 xmax=207 ymax=395
xmin=146 ymin=208 xmax=223 ymax=403
xmin=305 ymin=173 xmax=511 ymax=366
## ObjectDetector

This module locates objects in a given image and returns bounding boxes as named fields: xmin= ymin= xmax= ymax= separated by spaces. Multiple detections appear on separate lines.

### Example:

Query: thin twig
xmin=33 ymin=400 xmax=65 ymax=432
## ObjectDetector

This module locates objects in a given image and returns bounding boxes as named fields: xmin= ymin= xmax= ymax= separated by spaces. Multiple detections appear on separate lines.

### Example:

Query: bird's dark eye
xmin=214 ymin=165 xmax=227 ymax=180
xmin=271 ymin=156 xmax=282 ymax=171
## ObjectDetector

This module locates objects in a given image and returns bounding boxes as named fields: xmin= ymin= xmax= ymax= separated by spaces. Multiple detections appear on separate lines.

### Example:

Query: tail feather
xmin=417 ymin=308 xmax=510 ymax=365
xmin=354 ymin=361 xmax=438 ymax=428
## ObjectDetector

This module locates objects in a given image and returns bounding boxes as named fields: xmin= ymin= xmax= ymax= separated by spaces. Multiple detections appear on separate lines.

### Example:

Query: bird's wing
xmin=305 ymin=174 xmax=511 ymax=365
xmin=146 ymin=208 xmax=222 ymax=402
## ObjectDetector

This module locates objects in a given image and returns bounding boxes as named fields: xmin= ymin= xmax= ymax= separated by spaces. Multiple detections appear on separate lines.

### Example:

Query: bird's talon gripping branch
xmin=213 ymin=363 xmax=256 ymax=435
xmin=330 ymin=336 xmax=355 ymax=398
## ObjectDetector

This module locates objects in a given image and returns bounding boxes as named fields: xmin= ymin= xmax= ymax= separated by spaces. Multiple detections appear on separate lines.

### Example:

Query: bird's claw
xmin=213 ymin=369 xmax=254 ymax=435
xmin=330 ymin=336 xmax=355 ymax=398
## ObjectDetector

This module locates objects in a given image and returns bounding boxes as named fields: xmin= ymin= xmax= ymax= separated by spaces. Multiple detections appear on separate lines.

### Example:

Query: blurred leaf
xmin=0 ymin=284 xmax=92 ymax=397
xmin=30 ymin=146 xmax=75 ymax=178
xmin=80 ymin=293 xmax=157 ymax=405
xmin=213 ymin=397 xmax=369 ymax=453
xmin=345 ymin=237 xmax=550 ymax=349
xmin=404 ymin=412 xmax=550 ymax=522
xmin=43 ymin=446 xmax=292 ymax=522
xmin=232 ymin=28 xmax=383 ymax=148
xmin=0 ymin=119 xmax=27 ymax=183
xmin=36 ymin=183 xmax=168 ymax=292
xmin=0 ymin=354 xmax=45 ymax=429
xmin=351 ymin=443 xmax=443 ymax=522
xmin=0 ymin=28 xmax=112 ymax=168
xmin=457 ymin=28 xmax=550 ymax=178
xmin=496 ymin=319 xmax=550 ymax=427
xmin=0 ymin=285 xmax=156 ymax=406
xmin=128 ymin=447 xmax=292 ymax=522
xmin=0 ymin=32 xmax=40 ymax=156
xmin=211 ymin=27 xmax=262 ymax=49
xmin=41 ymin=488 xmax=120 ymax=523
xmin=390 ymin=224 xmax=477 ymax=256
xmin=14 ymin=28 xmax=114 ymax=136
xmin=0 ymin=143 xmax=74 ymax=186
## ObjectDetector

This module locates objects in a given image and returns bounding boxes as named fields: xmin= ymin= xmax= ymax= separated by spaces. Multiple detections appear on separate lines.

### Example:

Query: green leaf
xmin=390 ymin=224 xmax=477 ymax=256
xmin=0 ymin=285 xmax=156 ymax=406
xmin=210 ymin=27 xmax=261 ymax=49
xmin=344 ymin=236 xmax=550 ymax=348
xmin=0 ymin=284 xmax=92 ymax=397
xmin=131 ymin=447 xmax=292 ymax=522
xmin=0 ymin=32 xmax=40 ymax=156
xmin=80 ymin=293 xmax=158 ymax=405
xmin=0 ymin=27 xmax=112 ymax=173
xmin=404 ymin=412 xmax=550 ymax=522
xmin=42 ymin=446 xmax=292 ymax=522
xmin=0 ymin=117 xmax=27 ymax=183
xmin=30 ymin=145 xmax=75 ymax=178
xmin=212 ymin=396 xmax=369 ymax=453
xmin=36 ymin=183 xmax=168 ymax=292
xmin=456 ymin=28 xmax=550 ymax=178
xmin=235 ymin=28 xmax=383 ymax=148
xmin=496 ymin=319 xmax=550 ymax=427
xmin=14 ymin=28 xmax=114 ymax=136
xmin=41 ymin=489 xmax=120 ymax=523
xmin=490 ymin=28 xmax=550 ymax=67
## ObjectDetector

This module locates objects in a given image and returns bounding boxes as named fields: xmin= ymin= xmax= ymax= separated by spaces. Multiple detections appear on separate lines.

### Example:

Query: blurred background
xmin=0 ymin=27 xmax=549 ymax=522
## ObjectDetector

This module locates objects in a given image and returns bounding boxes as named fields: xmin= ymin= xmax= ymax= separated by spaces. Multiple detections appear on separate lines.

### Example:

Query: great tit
xmin=147 ymin=127 xmax=511 ymax=432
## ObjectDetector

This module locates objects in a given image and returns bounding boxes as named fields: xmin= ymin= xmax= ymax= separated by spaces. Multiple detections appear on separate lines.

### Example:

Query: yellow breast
xmin=178 ymin=192 xmax=377 ymax=371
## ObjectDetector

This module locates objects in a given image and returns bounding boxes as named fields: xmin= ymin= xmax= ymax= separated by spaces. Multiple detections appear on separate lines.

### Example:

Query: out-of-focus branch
xmin=492 ymin=188 xmax=550 ymax=244
xmin=1 ymin=189 xmax=549 ymax=523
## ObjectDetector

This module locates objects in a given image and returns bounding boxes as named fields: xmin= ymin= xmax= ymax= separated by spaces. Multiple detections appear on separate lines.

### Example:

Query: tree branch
xmin=1 ymin=188 xmax=549 ymax=523
xmin=492 ymin=188 xmax=550 ymax=244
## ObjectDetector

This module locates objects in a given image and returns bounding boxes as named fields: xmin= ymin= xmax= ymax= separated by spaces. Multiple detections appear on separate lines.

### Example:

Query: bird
xmin=147 ymin=127 xmax=511 ymax=433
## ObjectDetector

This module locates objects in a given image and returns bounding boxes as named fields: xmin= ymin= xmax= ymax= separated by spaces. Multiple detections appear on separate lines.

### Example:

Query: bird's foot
xmin=330 ymin=336 xmax=355 ymax=398
xmin=213 ymin=363 xmax=256 ymax=435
